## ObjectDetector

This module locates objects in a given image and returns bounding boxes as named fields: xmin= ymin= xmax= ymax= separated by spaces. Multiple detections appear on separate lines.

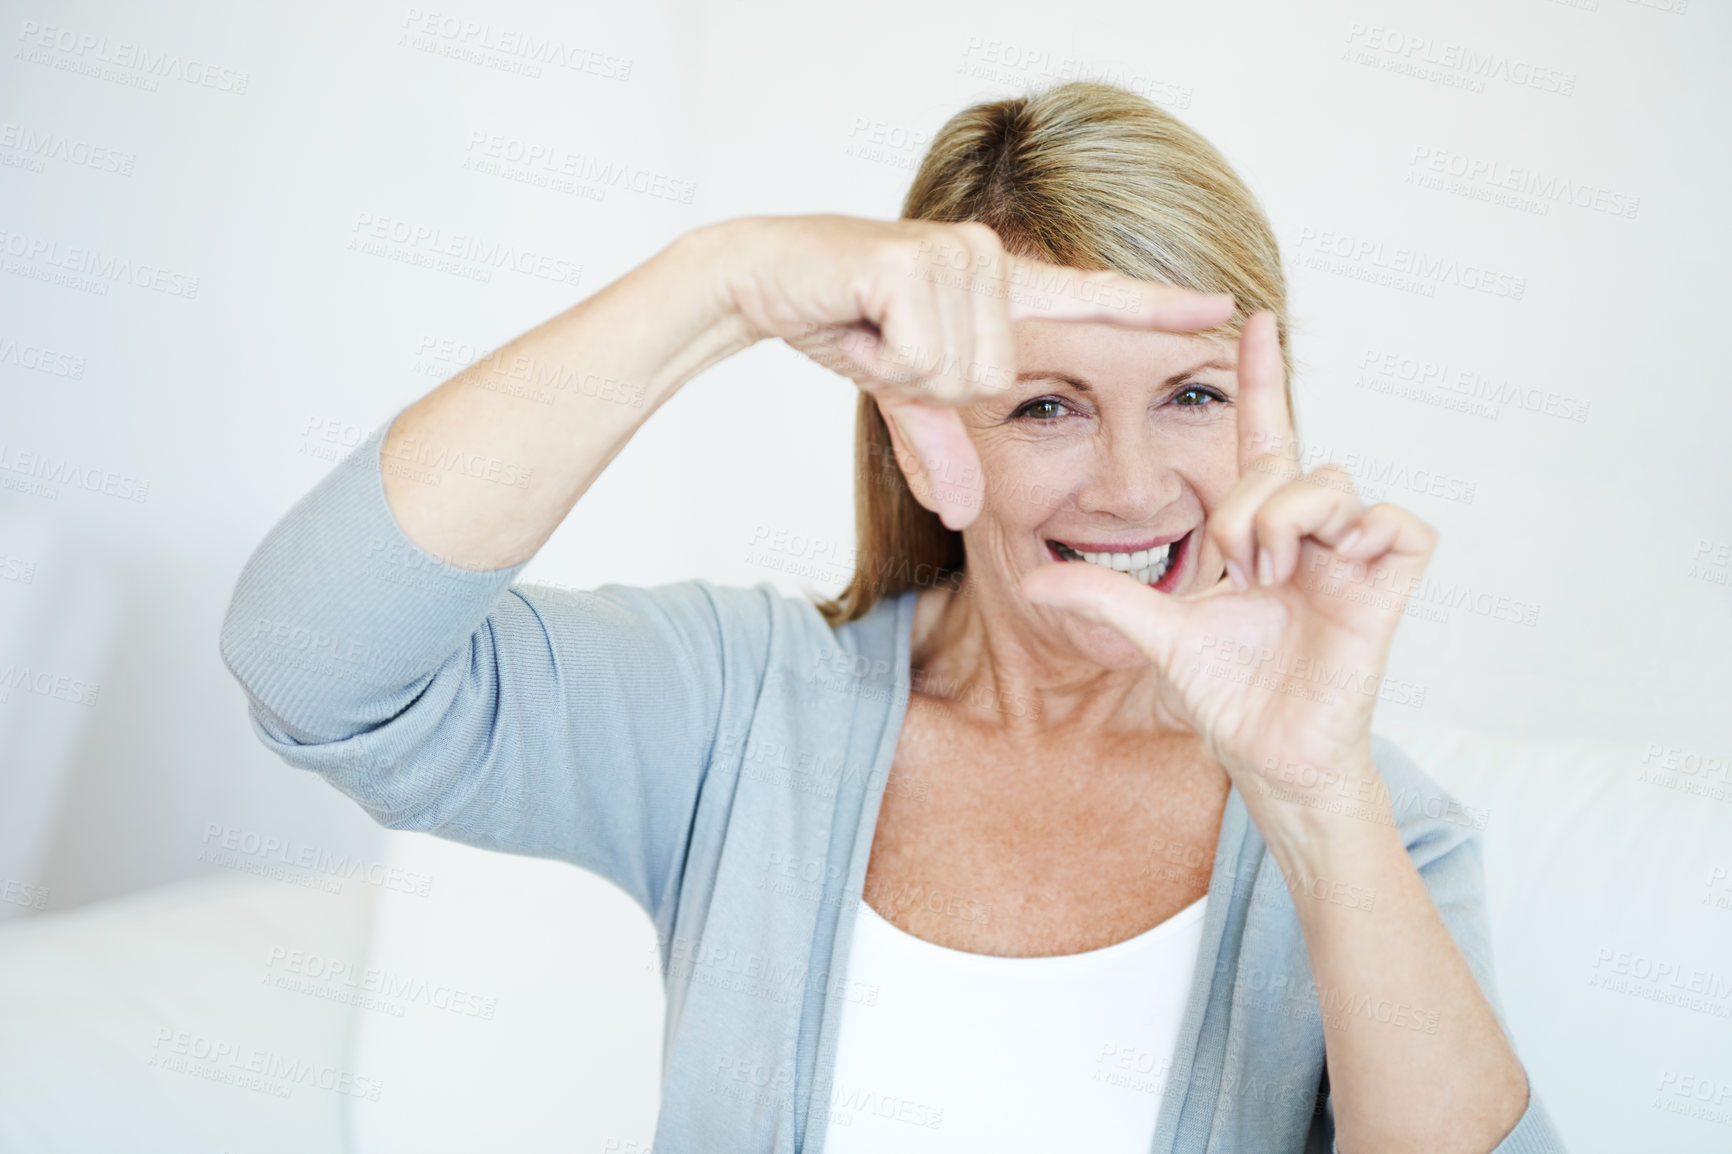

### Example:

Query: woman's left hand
xmin=1020 ymin=311 xmax=1438 ymax=814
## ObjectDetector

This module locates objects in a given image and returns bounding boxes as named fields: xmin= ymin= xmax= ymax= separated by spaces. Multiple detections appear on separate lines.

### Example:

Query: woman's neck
xmin=908 ymin=574 xmax=1189 ymax=739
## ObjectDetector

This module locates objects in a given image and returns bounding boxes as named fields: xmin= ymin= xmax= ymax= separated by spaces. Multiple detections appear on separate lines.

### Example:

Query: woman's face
xmin=955 ymin=316 xmax=1245 ymax=669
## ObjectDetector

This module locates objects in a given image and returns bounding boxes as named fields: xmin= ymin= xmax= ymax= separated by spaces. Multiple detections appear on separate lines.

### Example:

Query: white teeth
xmin=1076 ymin=544 xmax=1168 ymax=569
xmin=1061 ymin=542 xmax=1176 ymax=585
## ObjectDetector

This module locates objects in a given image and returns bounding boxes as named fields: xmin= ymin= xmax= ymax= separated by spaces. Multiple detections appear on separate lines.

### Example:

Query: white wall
xmin=0 ymin=0 xmax=1726 ymax=1023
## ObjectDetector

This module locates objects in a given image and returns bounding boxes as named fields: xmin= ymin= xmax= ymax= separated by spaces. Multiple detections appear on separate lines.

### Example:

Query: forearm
xmin=1249 ymin=770 xmax=1529 ymax=1154
xmin=381 ymin=219 xmax=762 ymax=571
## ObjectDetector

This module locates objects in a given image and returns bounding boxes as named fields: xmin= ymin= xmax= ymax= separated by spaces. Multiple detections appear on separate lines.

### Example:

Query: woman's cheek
xmin=977 ymin=440 xmax=1080 ymax=527
xmin=1178 ymin=428 xmax=1241 ymax=511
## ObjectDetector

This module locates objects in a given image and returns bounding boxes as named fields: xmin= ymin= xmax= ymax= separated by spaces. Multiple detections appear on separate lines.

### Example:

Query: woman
xmin=220 ymin=82 xmax=1565 ymax=1152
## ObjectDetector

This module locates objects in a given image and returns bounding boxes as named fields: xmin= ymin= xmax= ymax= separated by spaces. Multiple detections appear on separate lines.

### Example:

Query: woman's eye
xmin=1172 ymin=385 xmax=1224 ymax=407
xmin=1013 ymin=398 xmax=1070 ymax=421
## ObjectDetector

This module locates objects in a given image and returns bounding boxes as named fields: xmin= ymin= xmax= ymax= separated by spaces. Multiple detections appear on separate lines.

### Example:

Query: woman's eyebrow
xmin=1015 ymin=372 xmax=1092 ymax=391
xmin=1015 ymin=356 xmax=1235 ymax=391
xmin=1165 ymin=356 xmax=1234 ymax=383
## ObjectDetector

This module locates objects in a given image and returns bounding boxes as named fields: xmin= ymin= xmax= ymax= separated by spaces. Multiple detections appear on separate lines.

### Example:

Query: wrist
xmin=1253 ymin=793 xmax=1402 ymax=879
xmin=1237 ymin=746 xmax=1400 ymax=867
xmin=668 ymin=216 xmax=777 ymax=345
xmin=634 ymin=219 xmax=769 ymax=402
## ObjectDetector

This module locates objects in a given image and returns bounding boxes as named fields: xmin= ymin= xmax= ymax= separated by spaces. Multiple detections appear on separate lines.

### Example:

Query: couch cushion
xmin=0 ymin=872 xmax=373 ymax=1152
xmin=1377 ymin=721 xmax=1732 ymax=1152
xmin=348 ymin=830 xmax=665 ymax=1154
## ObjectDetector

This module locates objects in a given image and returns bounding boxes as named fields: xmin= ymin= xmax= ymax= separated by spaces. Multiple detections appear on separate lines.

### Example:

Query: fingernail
xmin=1256 ymin=547 xmax=1273 ymax=586
xmin=1225 ymin=560 xmax=1247 ymax=591
xmin=1338 ymin=528 xmax=1362 ymax=554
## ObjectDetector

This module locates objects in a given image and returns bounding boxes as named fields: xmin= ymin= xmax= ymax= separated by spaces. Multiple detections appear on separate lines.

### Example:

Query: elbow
xmin=217 ymin=595 xmax=272 ymax=706
xmin=217 ymin=605 xmax=255 ymax=690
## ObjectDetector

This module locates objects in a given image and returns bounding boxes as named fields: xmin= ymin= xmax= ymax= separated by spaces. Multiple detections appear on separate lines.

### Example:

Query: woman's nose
xmin=1073 ymin=433 xmax=1180 ymax=520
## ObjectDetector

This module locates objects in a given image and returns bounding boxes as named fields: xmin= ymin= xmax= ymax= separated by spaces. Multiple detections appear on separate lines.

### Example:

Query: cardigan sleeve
xmin=217 ymin=409 xmax=776 ymax=927
xmin=1313 ymin=735 xmax=1569 ymax=1153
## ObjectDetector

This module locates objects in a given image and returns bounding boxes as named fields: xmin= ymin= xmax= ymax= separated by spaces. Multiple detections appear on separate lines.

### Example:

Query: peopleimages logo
xmin=1343 ymin=22 xmax=1576 ymax=96
xmin=0 ymin=122 xmax=136 ymax=175
xmin=0 ymin=663 xmax=100 ymax=707
xmin=263 ymin=946 xmax=497 ymax=1019
xmin=0 ymin=334 xmax=86 ymax=378
xmin=1407 ymin=146 xmax=1640 ymax=220
xmin=1356 ymin=347 xmax=1591 ymax=424
xmin=1294 ymin=228 xmax=1525 ymax=301
xmin=0 ymin=442 xmax=150 ymax=503
xmin=14 ymin=19 xmax=251 ymax=94
xmin=347 ymin=211 xmax=583 ymax=287
xmin=957 ymin=36 xmax=1193 ymax=109
xmin=462 ymin=131 xmax=695 ymax=204
xmin=199 ymin=824 xmax=434 ymax=897
xmin=148 ymin=1028 xmax=383 ymax=1100
xmin=397 ymin=7 xmax=632 ymax=81
xmin=0 ymin=226 xmax=200 ymax=298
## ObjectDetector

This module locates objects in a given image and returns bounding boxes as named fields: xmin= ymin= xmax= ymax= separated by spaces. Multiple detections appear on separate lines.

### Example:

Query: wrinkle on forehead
xmin=1013 ymin=322 xmax=1237 ymax=380
xmin=1013 ymin=352 xmax=1237 ymax=391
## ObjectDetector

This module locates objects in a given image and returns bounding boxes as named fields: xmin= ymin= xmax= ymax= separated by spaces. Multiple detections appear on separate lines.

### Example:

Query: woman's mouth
xmin=1045 ymin=530 xmax=1192 ymax=591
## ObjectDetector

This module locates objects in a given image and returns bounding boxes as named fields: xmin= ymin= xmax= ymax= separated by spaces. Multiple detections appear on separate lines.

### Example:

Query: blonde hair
xmin=815 ymin=80 xmax=1292 ymax=627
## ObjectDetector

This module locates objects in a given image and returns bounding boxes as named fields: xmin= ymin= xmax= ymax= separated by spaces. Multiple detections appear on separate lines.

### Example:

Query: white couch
xmin=3 ymin=721 xmax=1729 ymax=1152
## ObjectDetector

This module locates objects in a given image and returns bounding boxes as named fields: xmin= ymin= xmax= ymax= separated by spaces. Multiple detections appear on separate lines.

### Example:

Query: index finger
xmin=1234 ymin=310 xmax=1296 ymax=475
xmin=1003 ymin=255 xmax=1236 ymax=332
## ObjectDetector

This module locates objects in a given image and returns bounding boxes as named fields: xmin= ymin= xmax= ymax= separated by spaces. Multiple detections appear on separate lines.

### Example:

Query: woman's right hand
xmin=716 ymin=214 xmax=1238 ymax=530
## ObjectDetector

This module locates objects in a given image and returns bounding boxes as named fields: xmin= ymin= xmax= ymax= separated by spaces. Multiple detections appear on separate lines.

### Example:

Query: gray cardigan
xmin=218 ymin=411 xmax=1566 ymax=1153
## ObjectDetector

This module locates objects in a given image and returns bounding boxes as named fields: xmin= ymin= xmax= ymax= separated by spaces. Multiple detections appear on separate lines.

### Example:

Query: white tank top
xmin=817 ymin=893 xmax=1209 ymax=1152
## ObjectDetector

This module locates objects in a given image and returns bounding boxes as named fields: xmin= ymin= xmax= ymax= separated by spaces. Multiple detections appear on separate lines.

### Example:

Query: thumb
xmin=878 ymin=394 xmax=983 ymax=530
xmin=1019 ymin=561 xmax=1190 ymax=665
